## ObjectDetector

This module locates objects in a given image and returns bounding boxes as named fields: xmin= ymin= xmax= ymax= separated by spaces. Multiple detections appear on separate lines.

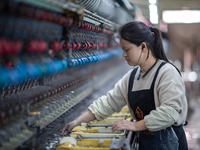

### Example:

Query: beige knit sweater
xmin=88 ymin=59 xmax=188 ymax=131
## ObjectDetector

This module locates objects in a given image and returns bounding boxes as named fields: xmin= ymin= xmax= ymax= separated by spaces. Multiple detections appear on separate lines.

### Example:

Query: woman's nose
xmin=122 ymin=51 xmax=126 ymax=57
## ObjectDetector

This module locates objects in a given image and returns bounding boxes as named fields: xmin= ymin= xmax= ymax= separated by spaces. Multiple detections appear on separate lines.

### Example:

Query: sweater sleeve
xmin=144 ymin=104 xmax=179 ymax=131
xmin=88 ymin=70 xmax=132 ymax=120
xmin=144 ymin=65 xmax=186 ymax=131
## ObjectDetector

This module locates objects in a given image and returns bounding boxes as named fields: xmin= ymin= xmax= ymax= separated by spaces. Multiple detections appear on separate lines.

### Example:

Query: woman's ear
xmin=142 ymin=45 xmax=145 ymax=50
xmin=141 ymin=42 xmax=147 ymax=51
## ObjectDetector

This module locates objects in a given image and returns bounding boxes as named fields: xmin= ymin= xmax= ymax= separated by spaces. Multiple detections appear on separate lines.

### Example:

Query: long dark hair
xmin=119 ymin=21 xmax=169 ymax=62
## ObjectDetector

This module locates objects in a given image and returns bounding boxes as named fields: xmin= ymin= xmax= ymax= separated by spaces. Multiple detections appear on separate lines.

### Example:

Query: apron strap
xmin=150 ymin=62 xmax=166 ymax=89
xmin=128 ymin=67 xmax=138 ymax=92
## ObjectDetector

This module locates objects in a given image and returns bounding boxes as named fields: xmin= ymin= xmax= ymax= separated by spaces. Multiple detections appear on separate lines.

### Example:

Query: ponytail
xmin=150 ymin=27 xmax=181 ymax=74
xmin=149 ymin=27 xmax=169 ymax=62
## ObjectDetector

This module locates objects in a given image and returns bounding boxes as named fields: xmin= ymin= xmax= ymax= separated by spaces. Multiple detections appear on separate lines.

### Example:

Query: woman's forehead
xmin=120 ymin=38 xmax=129 ymax=44
xmin=120 ymin=39 xmax=131 ymax=46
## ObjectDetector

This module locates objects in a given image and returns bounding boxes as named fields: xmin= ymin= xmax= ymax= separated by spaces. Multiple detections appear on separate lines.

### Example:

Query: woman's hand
xmin=112 ymin=119 xmax=135 ymax=132
xmin=112 ymin=119 xmax=147 ymax=132
xmin=62 ymin=110 xmax=96 ymax=136
xmin=62 ymin=120 xmax=78 ymax=136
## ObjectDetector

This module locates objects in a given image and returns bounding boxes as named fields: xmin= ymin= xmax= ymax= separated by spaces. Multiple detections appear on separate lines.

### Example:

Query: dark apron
xmin=128 ymin=62 xmax=188 ymax=150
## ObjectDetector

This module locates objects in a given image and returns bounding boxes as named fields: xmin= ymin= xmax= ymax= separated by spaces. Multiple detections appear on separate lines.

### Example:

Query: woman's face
xmin=120 ymin=37 xmax=143 ymax=66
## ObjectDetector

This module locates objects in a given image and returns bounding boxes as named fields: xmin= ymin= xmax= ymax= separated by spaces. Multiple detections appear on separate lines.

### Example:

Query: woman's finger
xmin=112 ymin=119 xmax=133 ymax=132
xmin=112 ymin=121 xmax=122 ymax=131
xmin=62 ymin=124 xmax=70 ymax=135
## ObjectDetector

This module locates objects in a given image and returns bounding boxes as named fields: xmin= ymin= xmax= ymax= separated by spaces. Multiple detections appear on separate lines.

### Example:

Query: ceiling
xmin=129 ymin=0 xmax=200 ymax=21
xmin=158 ymin=0 xmax=200 ymax=26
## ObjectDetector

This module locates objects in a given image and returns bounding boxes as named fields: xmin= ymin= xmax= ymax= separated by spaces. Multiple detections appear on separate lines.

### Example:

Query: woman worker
xmin=62 ymin=21 xmax=188 ymax=150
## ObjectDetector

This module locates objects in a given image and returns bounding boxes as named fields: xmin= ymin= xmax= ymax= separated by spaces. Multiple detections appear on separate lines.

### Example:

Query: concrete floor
xmin=184 ymin=95 xmax=200 ymax=150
